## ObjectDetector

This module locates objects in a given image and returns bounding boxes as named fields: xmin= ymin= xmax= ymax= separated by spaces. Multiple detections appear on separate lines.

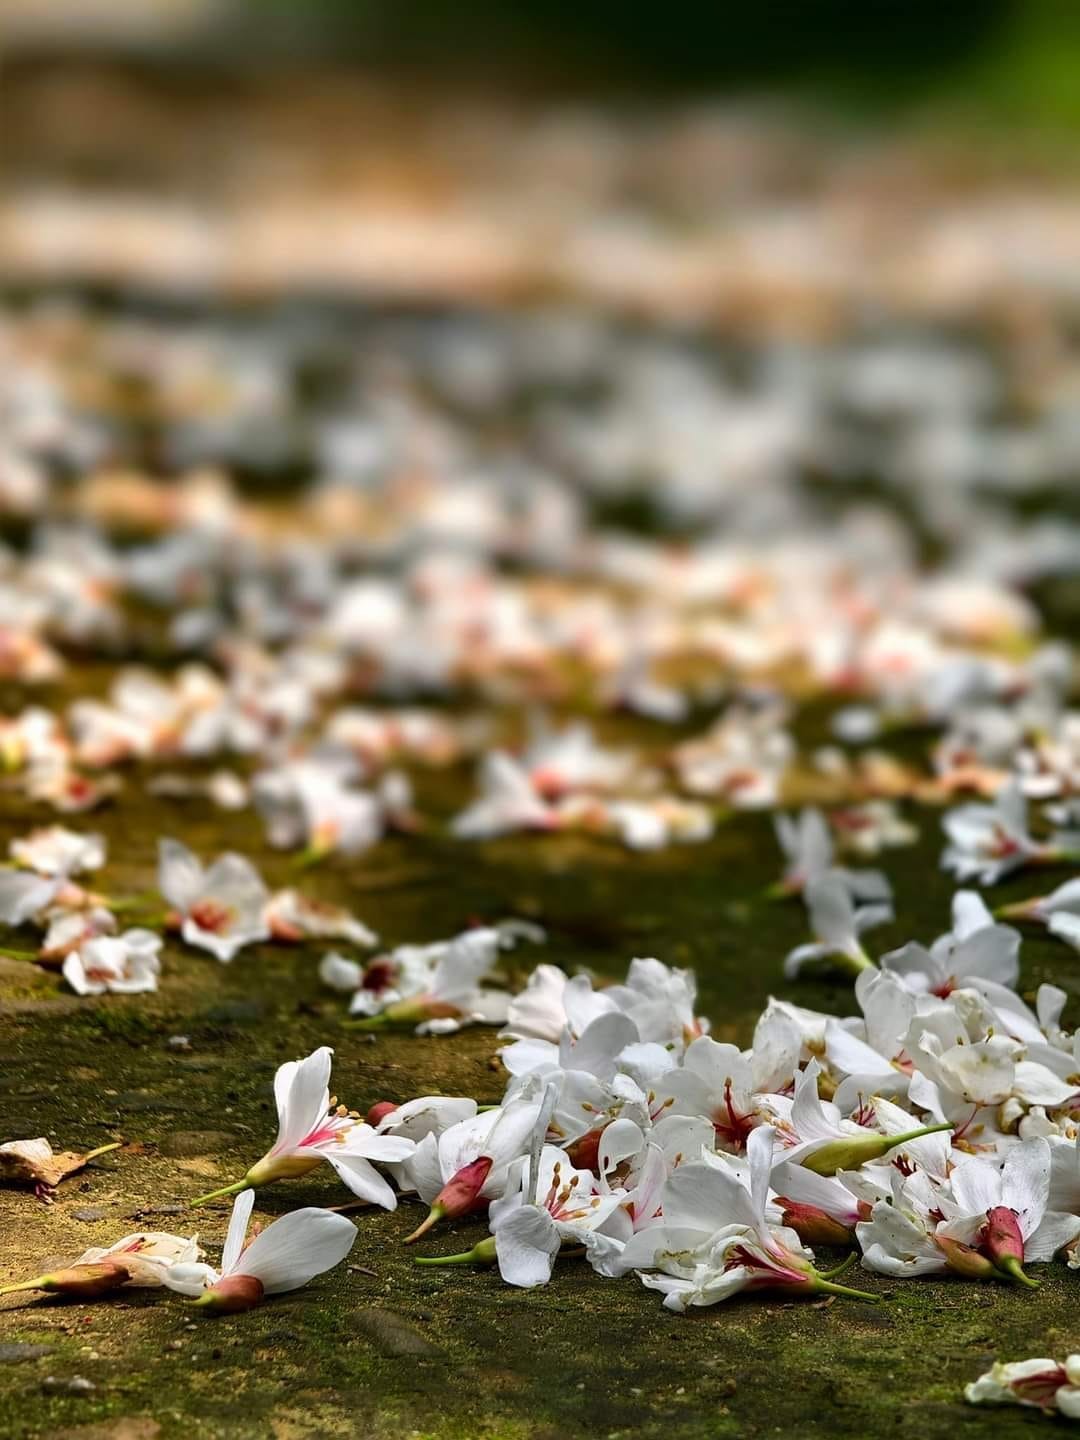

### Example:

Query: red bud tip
xmin=566 ymin=1128 xmax=604 ymax=1173
xmin=777 ymin=1199 xmax=856 ymax=1246
xmin=39 ymin=1261 xmax=132 ymax=1297
xmin=433 ymin=1156 xmax=493 ymax=1219
xmin=365 ymin=1101 xmax=398 ymax=1127
xmin=983 ymin=1206 xmax=1025 ymax=1268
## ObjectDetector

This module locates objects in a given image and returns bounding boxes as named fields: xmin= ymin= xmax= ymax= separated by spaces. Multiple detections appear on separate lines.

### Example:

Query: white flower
xmin=158 ymin=838 xmax=269 ymax=963
xmin=622 ymin=1127 xmax=875 ymax=1310
xmin=942 ymin=780 xmax=1078 ymax=885
xmin=264 ymin=888 xmax=377 ymax=948
xmin=1000 ymin=877 xmax=1080 ymax=952
xmin=452 ymin=752 xmax=556 ymax=839
xmin=784 ymin=873 xmax=892 ymax=978
xmin=965 ymin=1355 xmax=1080 ymax=1415
xmin=404 ymin=1093 xmax=545 ymax=1242
xmin=63 ymin=929 xmax=162 ymax=996
xmin=488 ymin=1143 xmax=627 ymax=1288
xmin=829 ymin=802 xmax=918 ymax=858
xmin=9 ymin=826 xmax=105 ymax=877
xmin=252 ymin=760 xmax=388 ymax=856
xmin=164 ymin=1190 xmax=356 ymax=1311
xmin=191 ymin=1046 xmax=414 ymax=1209
xmin=74 ymin=1230 xmax=200 ymax=1286
xmin=879 ymin=890 xmax=1020 ymax=996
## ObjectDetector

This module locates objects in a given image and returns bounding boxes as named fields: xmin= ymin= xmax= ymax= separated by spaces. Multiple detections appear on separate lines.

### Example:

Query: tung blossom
xmin=191 ymin=1046 xmax=414 ymax=1209
xmin=784 ymin=873 xmax=893 ymax=978
xmin=998 ymin=876 xmax=1080 ymax=952
xmin=158 ymin=838 xmax=269 ymax=963
xmin=942 ymin=781 xmax=1080 ymax=886
xmin=965 ymin=1355 xmax=1080 ymax=1417
xmin=9 ymin=825 xmax=105 ymax=877
xmin=1 ymin=1230 xmax=201 ymax=1298
xmin=62 ymin=928 xmax=163 ymax=996
xmin=164 ymin=1190 xmax=356 ymax=1313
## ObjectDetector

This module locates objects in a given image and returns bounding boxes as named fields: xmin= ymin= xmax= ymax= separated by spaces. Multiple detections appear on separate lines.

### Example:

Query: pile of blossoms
xmin=0 ymin=298 xmax=1076 ymax=861
xmin=9 ymin=874 xmax=1080 ymax=1328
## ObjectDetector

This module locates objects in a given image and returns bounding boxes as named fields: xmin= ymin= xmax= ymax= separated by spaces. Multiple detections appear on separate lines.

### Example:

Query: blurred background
xmin=4 ymin=0 xmax=1080 ymax=308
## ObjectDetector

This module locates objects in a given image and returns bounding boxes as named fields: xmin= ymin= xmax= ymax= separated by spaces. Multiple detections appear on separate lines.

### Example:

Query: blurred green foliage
xmin=226 ymin=0 xmax=1080 ymax=127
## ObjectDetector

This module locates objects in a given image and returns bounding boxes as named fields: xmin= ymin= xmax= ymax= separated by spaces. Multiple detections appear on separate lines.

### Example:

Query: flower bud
xmin=800 ymin=1122 xmax=951 ymax=1176
xmin=935 ymin=1235 xmax=996 ymax=1279
xmin=776 ymin=1199 xmax=855 ymax=1246
xmin=382 ymin=996 xmax=462 ymax=1026
xmin=366 ymin=1101 xmax=398 ymax=1128
xmin=403 ymin=1156 xmax=493 ymax=1244
xmin=566 ymin=1128 xmax=603 ymax=1173
xmin=983 ymin=1206 xmax=1037 ymax=1286
xmin=0 ymin=1261 xmax=130 ymax=1298
xmin=435 ymin=1156 xmax=493 ymax=1217
xmin=193 ymin=1275 xmax=265 ymax=1314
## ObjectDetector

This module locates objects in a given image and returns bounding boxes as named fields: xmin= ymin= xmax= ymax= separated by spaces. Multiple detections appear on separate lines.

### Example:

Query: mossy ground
xmin=1 ymin=708 xmax=1075 ymax=1440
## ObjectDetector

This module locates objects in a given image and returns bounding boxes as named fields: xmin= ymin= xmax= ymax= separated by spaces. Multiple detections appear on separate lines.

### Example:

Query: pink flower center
xmin=190 ymin=899 xmax=237 ymax=934
xmin=711 ymin=1078 xmax=756 ymax=1152
xmin=1011 ymin=1366 xmax=1069 ymax=1409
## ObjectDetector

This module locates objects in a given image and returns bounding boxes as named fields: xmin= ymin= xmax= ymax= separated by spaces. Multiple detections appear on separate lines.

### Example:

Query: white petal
xmin=494 ymin=1205 xmax=560 ymax=1288
xmin=157 ymin=838 xmax=203 ymax=911
xmin=233 ymin=1208 xmax=357 ymax=1293
xmin=162 ymin=1260 xmax=219 ymax=1297
xmin=275 ymin=1047 xmax=333 ymax=1150
xmin=323 ymin=1153 xmax=397 ymax=1210
xmin=221 ymin=1190 xmax=255 ymax=1275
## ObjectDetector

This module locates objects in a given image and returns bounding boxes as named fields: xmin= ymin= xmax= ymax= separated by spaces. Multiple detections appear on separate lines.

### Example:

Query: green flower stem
xmin=189 ymin=1179 xmax=251 ymax=1207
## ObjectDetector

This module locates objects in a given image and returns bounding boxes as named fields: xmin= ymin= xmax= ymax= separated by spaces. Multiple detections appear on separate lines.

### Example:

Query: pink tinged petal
xmin=232 ymin=1208 xmax=357 ymax=1293
xmin=494 ymin=1205 xmax=560 ymax=1288
xmin=275 ymin=1047 xmax=333 ymax=1151
xmin=221 ymin=1190 xmax=255 ymax=1275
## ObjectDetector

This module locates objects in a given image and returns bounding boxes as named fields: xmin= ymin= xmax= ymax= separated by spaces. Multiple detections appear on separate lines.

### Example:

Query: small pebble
xmin=42 ymin=1375 xmax=95 ymax=1396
